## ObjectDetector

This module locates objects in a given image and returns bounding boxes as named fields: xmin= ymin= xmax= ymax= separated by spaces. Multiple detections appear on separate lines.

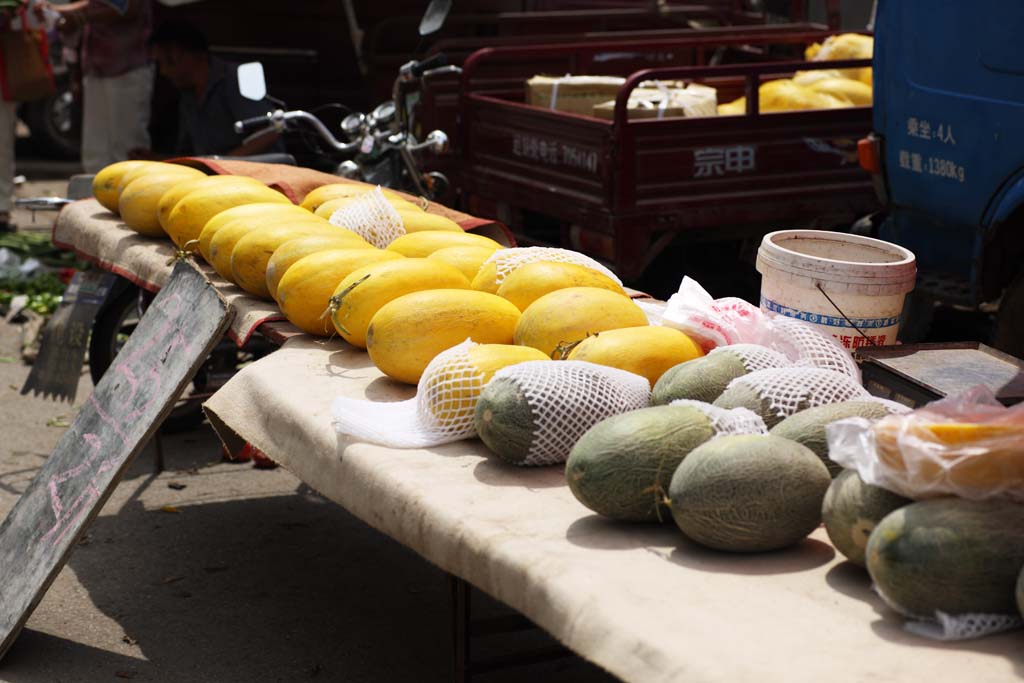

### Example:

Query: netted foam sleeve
xmin=708 ymin=343 xmax=792 ymax=373
xmin=669 ymin=400 xmax=768 ymax=436
xmin=484 ymin=247 xmax=622 ymax=287
xmin=332 ymin=340 xmax=482 ymax=448
xmin=489 ymin=360 xmax=650 ymax=466
xmin=329 ymin=186 xmax=405 ymax=248
xmin=903 ymin=612 xmax=1023 ymax=642
xmin=724 ymin=367 xmax=869 ymax=421
xmin=767 ymin=316 xmax=860 ymax=380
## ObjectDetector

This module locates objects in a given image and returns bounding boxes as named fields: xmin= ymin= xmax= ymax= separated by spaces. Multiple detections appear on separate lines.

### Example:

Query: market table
xmin=53 ymin=201 xmax=1024 ymax=683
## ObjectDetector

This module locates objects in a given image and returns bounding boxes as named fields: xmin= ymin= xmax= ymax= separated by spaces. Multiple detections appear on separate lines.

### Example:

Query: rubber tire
xmin=994 ymin=273 xmax=1024 ymax=360
xmin=20 ymin=74 xmax=81 ymax=160
xmin=89 ymin=284 xmax=207 ymax=433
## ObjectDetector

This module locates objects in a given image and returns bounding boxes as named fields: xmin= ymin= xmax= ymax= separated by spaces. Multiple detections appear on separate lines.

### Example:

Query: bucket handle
xmin=815 ymin=283 xmax=879 ymax=347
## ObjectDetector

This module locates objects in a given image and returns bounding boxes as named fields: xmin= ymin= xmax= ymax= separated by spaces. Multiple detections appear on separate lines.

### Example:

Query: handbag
xmin=0 ymin=6 xmax=55 ymax=102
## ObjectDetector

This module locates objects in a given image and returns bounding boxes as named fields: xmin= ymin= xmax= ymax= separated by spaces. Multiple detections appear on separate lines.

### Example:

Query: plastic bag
xmin=827 ymin=386 xmax=1024 ymax=500
xmin=662 ymin=277 xmax=772 ymax=351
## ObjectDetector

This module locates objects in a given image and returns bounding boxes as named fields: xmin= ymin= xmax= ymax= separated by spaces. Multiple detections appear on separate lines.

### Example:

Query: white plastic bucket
xmin=756 ymin=230 xmax=917 ymax=351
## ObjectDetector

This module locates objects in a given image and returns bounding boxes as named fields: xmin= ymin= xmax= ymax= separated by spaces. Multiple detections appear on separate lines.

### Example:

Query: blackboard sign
xmin=21 ymin=270 xmax=117 ymax=403
xmin=0 ymin=262 xmax=231 ymax=660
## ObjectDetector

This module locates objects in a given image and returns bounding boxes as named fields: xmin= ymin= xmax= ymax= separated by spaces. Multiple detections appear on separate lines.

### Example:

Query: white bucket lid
xmin=756 ymin=230 xmax=917 ymax=296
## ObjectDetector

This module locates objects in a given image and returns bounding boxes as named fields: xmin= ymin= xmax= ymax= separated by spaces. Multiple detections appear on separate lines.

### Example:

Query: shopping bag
xmin=0 ymin=20 xmax=55 ymax=102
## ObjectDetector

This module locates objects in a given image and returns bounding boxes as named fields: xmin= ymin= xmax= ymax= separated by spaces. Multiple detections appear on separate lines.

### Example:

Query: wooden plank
xmin=0 ymin=261 xmax=231 ymax=660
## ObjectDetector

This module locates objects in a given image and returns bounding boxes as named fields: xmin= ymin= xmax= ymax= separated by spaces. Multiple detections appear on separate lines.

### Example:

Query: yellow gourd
xmin=330 ymin=257 xmax=471 ymax=348
xmin=427 ymin=245 xmax=500 ymax=282
xmin=266 ymin=234 xmax=377 ymax=300
xmin=366 ymin=289 xmax=522 ymax=384
xmin=514 ymin=287 xmax=648 ymax=358
xmin=276 ymin=249 xmax=404 ymax=336
xmin=207 ymin=217 xmax=328 ymax=280
xmin=385 ymin=230 xmax=502 ymax=258
xmin=566 ymin=326 xmax=704 ymax=386
xmin=300 ymin=183 xmax=405 ymax=212
xmin=496 ymin=261 xmax=625 ymax=311
xmin=426 ymin=344 xmax=551 ymax=422
xmin=197 ymin=203 xmax=318 ymax=263
xmin=312 ymin=194 xmax=423 ymax=219
xmin=118 ymin=171 xmax=204 ymax=236
xmin=396 ymin=210 xmax=462 ymax=233
xmin=92 ymin=160 xmax=161 ymax=213
xmin=232 ymin=224 xmax=369 ymax=299
xmin=157 ymin=175 xmax=267 ymax=232
xmin=116 ymin=161 xmax=202 ymax=195
xmin=165 ymin=184 xmax=292 ymax=247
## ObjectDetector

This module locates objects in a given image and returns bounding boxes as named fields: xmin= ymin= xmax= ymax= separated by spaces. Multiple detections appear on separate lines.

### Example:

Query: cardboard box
xmin=592 ymin=82 xmax=718 ymax=121
xmin=527 ymin=75 xmax=625 ymax=116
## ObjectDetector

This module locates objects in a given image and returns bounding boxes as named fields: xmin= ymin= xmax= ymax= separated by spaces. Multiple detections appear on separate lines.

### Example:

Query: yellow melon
xmin=208 ymin=217 xmax=330 ymax=281
xmin=157 ymin=175 xmax=267 ymax=232
xmin=116 ymin=161 xmax=202 ymax=195
xmin=427 ymin=245 xmax=500 ymax=282
xmin=300 ymin=183 xmax=405 ymax=212
xmin=232 ymin=224 xmax=369 ymax=299
xmin=366 ymin=289 xmax=522 ymax=384
xmin=514 ymin=287 xmax=648 ymax=358
xmin=197 ymin=203 xmax=317 ymax=263
xmin=276 ymin=249 xmax=405 ymax=336
xmin=313 ymin=194 xmax=423 ymax=220
xmin=266 ymin=234 xmax=377 ymax=300
xmin=566 ymin=326 xmax=704 ymax=386
xmin=397 ymin=211 xmax=462 ymax=233
xmin=330 ymin=257 xmax=471 ymax=348
xmin=496 ymin=261 xmax=625 ymax=311
xmin=118 ymin=172 xmax=204 ymax=237
xmin=92 ymin=160 xmax=159 ymax=213
xmin=385 ymin=230 xmax=502 ymax=258
xmin=165 ymin=184 xmax=292 ymax=247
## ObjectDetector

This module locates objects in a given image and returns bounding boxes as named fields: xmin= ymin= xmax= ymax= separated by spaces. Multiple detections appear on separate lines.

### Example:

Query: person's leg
xmin=106 ymin=64 xmax=153 ymax=164
xmin=80 ymin=73 xmax=111 ymax=173
xmin=0 ymin=99 xmax=16 ymax=231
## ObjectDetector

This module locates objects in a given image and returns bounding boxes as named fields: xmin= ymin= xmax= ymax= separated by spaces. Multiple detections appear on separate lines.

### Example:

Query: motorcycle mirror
xmin=418 ymin=0 xmax=451 ymax=36
xmin=237 ymin=62 xmax=267 ymax=101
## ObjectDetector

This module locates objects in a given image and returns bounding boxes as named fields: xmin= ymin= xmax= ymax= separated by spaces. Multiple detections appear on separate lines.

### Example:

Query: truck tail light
xmin=858 ymin=134 xmax=883 ymax=174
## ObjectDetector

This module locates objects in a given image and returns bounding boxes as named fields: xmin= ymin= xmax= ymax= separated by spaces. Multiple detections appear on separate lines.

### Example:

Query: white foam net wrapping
xmin=767 ymin=315 xmax=861 ymax=380
xmin=634 ymin=299 xmax=668 ymax=326
xmin=708 ymin=343 xmax=792 ymax=373
xmin=332 ymin=339 xmax=484 ymax=448
xmin=488 ymin=360 xmax=650 ymax=466
xmin=902 ymin=611 xmax=1023 ymax=642
xmin=725 ymin=367 xmax=870 ymax=421
xmin=329 ymin=186 xmax=405 ymax=248
xmin=483 ymin=247 xmax=622 ymax=287
xmin=669 ymin=400 xmax=768 ymax=436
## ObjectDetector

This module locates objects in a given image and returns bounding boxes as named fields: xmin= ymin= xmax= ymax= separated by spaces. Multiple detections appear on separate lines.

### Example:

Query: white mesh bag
xmin=901 ymin=611 xmax=1023 ymax=642
xmin=329 ymin=186 xmax=405 ymax=248
xmin=767 ymin=315 xmax=861 ymax=380
xmin=668 ymin=400 xmax=768 ymax=436
xmin=483 ymin=247 xmax=622 ymax=288
xmin=475 ymin=360 xmax=650 ymax=466
xmin=332 ymin=339 xmax=487 ymax=448
xmin=707 ymin=343 xmax=792 ymax=373
xmin=716 ymin=366 xmax=870 ymax=427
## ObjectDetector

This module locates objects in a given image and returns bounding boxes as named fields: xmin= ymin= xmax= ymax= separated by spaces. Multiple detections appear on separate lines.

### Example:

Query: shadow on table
xmin=473 ymin=458 xmax=567 ymax=489
xmin=825 ymin=563 xmax=1024 ymax=674
xmin=566 ymin=515 xmax=835 ymax=575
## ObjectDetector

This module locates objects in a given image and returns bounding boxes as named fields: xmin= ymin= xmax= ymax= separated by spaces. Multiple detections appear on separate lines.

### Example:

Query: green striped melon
xmin=770 ymin=400 xmax=898 ymax=476
xmin=867 ymin=498 xmax=1024 ymax=618
xmin=668 ymin=434 xmax=831 ymax=552
xmin=821 ymin=470 xmax=910 ymax=567
xmin=651 ymin=352 xmax=747 ymax=405
xmin=565 ymin=405 xmax=717 ymax=522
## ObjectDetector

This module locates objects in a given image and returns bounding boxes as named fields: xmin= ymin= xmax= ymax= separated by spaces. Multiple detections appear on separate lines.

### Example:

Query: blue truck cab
xmin=864 ymin=0 xmax=1024 ymax=353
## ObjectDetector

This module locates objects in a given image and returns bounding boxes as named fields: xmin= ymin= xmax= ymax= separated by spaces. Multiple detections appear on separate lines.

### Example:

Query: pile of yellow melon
xmin=95 ymin=160 xmax=704 ymax=388
xmin=718 ymin=33 xmax=874 ymax=115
